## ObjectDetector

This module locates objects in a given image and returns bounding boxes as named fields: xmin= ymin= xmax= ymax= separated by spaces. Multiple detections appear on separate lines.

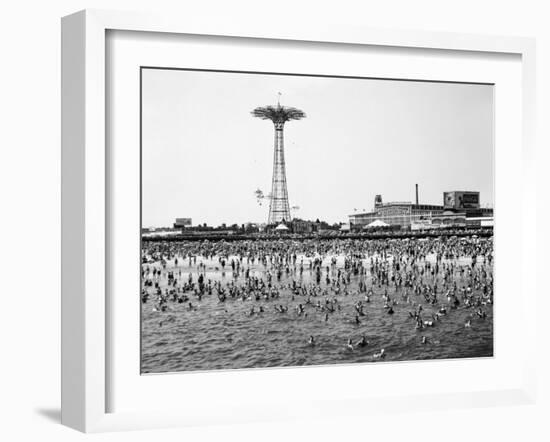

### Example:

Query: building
xmin=290 ymin=219 xmax=316 ymax=234
xmin=173 ymin=218 xmax=192 ymax=228
xmin=443 ymin=191 xmax=493 ymax=217
xmin=350 ymin=198 xmax=447 ymax=228
xmin=349 ymin=187 xmax=493 ymax=229
xmin=443 ymin=191 xmax=480 ymax=210
xmin=465 ymin=216 xmax=494 ymax=227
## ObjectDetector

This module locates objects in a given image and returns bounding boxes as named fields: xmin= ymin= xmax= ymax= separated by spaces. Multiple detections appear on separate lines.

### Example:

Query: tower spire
xmin=251 ymin=101 xmax=306 ymax=224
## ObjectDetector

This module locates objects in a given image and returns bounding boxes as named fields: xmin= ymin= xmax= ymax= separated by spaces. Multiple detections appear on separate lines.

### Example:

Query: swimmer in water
xmin=308 ymin=335 xmax=315 ymax=346
xmin=356 ymin=335 xmax=369 ymax=347
xmin=373 ymin=348 xmax=386 ymax=359
xmin=476 ymin=309 xmax=487 ymax=319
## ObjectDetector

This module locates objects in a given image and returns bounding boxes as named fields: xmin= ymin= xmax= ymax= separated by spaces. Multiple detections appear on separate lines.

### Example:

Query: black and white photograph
xmin=140 ymin=68 xmax=494 ymax=374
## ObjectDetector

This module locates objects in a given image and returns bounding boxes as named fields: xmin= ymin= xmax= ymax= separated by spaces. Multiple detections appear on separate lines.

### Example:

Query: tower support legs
xmin=268 ymin=126 xmax=291 ymax=224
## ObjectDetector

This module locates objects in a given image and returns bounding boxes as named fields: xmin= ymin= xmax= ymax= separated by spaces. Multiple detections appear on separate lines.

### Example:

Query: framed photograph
xmin=61 ymin=9 xmax=537 ymax=432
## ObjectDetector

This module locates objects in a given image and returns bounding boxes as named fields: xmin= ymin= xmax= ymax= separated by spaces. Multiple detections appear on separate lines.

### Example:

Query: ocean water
xmin=141 ymin=249 xmax=493 ymax=374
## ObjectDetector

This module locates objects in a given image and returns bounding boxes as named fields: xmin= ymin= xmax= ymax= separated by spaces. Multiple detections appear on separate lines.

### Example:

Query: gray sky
xmin=142 ymin=68 xmax=493 ymax=227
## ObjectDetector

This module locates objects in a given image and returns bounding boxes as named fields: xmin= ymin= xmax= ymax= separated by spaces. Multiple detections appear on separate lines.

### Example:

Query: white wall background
xmin=0 ymin=1 xmax=548 ymax=441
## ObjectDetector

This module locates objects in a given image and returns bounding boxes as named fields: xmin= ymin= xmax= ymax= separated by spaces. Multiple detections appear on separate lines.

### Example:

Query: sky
xmin=141 ymin=68 xmax=494 ymax=227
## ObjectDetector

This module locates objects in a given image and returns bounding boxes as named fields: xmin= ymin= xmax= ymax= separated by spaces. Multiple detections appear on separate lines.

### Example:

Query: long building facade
xmin=349 ymin=190 xmax=493 ymax=229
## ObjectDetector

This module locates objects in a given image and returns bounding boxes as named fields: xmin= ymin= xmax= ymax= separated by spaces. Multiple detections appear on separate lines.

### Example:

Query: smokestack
xmin=415 ymin=184 xmax=419 ymax=205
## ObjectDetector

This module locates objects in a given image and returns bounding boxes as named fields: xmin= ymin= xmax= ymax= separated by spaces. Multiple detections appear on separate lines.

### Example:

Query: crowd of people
xmin=141 ymin=236 xmax=493 ymax=362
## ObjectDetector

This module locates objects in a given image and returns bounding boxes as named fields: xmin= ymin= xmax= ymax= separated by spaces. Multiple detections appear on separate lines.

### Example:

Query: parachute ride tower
xmin=252 ymin=99 xmax=306 ymax=225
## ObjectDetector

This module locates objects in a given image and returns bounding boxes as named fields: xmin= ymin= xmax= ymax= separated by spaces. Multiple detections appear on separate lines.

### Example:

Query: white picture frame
xmin=61 ymin=9 xmax=537 ymax=433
